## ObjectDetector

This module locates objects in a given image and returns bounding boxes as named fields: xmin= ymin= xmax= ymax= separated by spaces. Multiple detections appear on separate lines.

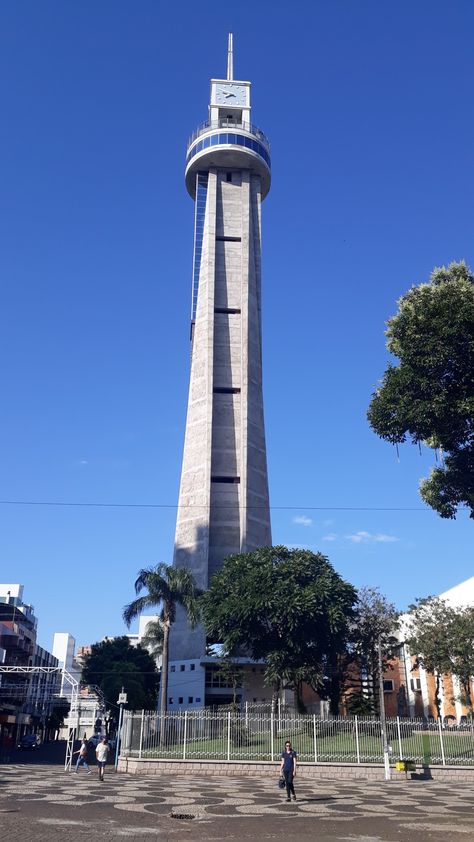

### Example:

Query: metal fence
xmin=120 ymin=710 xmax=474 ymax=766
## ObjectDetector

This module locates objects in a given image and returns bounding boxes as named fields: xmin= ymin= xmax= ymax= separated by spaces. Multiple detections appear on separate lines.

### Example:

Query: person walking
xmin=95 ymin=737 xmax=110 ymax=782
xmin=73 ymin=738 xmax=91 ymax=774
xmin=280 ymin=740 xmax=297 ymax=802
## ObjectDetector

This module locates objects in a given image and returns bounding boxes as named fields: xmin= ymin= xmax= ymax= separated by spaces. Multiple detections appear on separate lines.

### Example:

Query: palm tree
xmin=140 ymin=618 xmax=164 ymax=660
xmin=123 ymin=563 xmax=200 ymax=718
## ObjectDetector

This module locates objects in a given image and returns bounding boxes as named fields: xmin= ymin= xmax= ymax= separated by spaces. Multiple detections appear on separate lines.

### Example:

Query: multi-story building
xmin=52 ymin=632 xmax=81 ymax=695
xmin=384 ymin=575 xmax=474 ymax=722
xmin=0 ymin=584 xmax=62 ymax=739
xmin=334 ymin=576 xmax=474 ymax=721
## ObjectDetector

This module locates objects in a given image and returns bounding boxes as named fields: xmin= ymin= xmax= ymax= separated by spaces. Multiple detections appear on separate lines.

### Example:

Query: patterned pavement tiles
xmin=0 ymin=764 xmax=473 ymax=839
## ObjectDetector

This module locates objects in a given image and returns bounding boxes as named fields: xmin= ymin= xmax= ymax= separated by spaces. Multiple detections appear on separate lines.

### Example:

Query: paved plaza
xmin=0 ymin=755 xmax=473 ymax=842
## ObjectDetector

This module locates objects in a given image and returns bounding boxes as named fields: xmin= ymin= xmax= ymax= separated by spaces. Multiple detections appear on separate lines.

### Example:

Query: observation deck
xmin=185 ymin=119 xmax=271 ymax=200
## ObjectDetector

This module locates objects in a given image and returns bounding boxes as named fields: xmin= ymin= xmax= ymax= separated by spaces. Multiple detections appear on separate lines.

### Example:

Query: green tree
xmin=448 ymin=605 xmax=474 ymax=713
xmin=345 ymin=587 xmax=400 ymax=715
xmin=200 ymin=546 xmax=357 ymax=714
xmin=215 ymin=657 xmax=245 ymax=711
xmin=47 ymin=703 xmax=70 ymax=739
xmin=81 ymin=637 xmax=159 ymax=710
xmin=123 ymin=563 xmax=200 ymax=717
xmin=405 ymin=597 xmax=456 ymax=719
xmin=367 ymin=261 xmax=474 ymax=518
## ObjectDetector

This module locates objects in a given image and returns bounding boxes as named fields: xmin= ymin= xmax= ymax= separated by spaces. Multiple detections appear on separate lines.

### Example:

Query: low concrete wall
xmin=117 ymin=756 xmax=474 ymax=782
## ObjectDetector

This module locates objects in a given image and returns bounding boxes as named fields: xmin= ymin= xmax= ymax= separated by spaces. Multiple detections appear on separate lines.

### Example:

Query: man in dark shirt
xmin=280 ymin=740 xmax=297 ymax=801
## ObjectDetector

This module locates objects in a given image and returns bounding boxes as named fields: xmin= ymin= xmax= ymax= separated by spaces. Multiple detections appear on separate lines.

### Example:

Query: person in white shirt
xmin=95 ymin=737 xmax=110 ymax=781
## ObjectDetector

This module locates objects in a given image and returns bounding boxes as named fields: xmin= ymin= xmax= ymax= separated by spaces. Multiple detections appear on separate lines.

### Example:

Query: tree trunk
xmin=372 ymin=665 xmax=380 ymax=716
xmin=271 ymin=681 xmax=280 ymax=718
xmin=160 ymin=619 xmax=171 ymax=720
xmin=434 ymin=673 xmax=441 ymax=720
xmin=462 ymin=678 xmax=474 ymax=715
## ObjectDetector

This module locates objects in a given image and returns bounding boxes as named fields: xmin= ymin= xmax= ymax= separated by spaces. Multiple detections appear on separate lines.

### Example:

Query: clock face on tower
xmin=215 ymin=83 xmax=247 ymax=107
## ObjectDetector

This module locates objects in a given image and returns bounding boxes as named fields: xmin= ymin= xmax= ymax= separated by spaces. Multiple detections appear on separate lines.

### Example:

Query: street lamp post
xmin=114 ymin=687 xmax=127 ymax=771
xmin=377 ymin=638 xmax=391 ymax=781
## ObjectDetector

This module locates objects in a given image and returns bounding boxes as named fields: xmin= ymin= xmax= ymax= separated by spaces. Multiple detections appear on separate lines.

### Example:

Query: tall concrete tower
xmin=168 ymin=36 xmax=272 ymax=709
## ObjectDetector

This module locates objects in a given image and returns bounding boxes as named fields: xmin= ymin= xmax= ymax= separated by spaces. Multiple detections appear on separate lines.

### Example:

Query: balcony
xmin=187 ymin=119 xmax=270 ymax=155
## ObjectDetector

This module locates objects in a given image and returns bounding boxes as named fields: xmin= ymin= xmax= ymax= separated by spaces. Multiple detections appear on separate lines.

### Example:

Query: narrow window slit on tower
xmin=216 ymin=235 xmax=241 ymax=242
xmin=226 ymin=172 xmax=233 ymax=182
xmin=213 ymin=387 xmax=241 ymax=394
xmin=211 ymin=476 xmax=240 ymax=484
xmin=215 ymin=307 xmax=241 ymax=314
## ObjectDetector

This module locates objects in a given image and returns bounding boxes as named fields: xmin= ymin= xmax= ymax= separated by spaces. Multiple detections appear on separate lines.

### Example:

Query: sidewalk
xmin=1 ymin=762 xmax=473 ymax=841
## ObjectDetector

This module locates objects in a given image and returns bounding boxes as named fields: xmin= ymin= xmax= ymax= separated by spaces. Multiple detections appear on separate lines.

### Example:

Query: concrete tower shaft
xmin=169 ymin=39 xmax=271 ymax=707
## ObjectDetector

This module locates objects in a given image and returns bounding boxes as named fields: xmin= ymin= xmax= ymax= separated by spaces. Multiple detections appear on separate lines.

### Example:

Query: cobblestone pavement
xmin=1 ymin=763 xmax=473 ymax=841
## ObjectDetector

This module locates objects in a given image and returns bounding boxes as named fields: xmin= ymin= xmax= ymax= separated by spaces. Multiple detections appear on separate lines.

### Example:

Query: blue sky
xmin=1 ymin=1 xmax=473 ymax=651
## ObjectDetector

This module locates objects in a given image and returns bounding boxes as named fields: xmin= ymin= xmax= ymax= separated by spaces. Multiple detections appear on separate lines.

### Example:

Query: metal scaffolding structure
xmin=0 ymin=665 xmax=79 ymax=770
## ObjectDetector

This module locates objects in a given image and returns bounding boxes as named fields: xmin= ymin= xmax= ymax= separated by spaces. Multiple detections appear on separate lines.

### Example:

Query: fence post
xmin=138 ymin=710 xmax=145 ymax=760
xmin=227 ymin=711 xmax=231 ymax=761
xmin=278 ymin=697 xmax=281 ymax=733
xmin=245 ymin=701 xmax=248 ymax=728
xmin=396 ymin=716 xmax=403 ymax=760
xmin=313 ymin=714 xmax=318 ymax=763
xmin=183 ymin=710 xmax=188 ymax=761
xmin=438 ymin=718 xmax=446 ymax=766
xmin=355 ymin=716 xmax=360 ymax=764
xmin=270 ymin=710 xmax=274 ymax=762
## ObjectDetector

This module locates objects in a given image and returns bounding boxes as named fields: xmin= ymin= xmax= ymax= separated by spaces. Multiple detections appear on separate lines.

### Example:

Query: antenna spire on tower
xmin=227 ymin=32 xmax=233 ymax=80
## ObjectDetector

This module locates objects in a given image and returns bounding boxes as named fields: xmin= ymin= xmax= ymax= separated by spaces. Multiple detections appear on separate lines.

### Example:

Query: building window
xmin=410 ymin=678 xmax=422 ymax=692
xmin=211 ymin=476 xmax=240 ymax=483
xmin=190 ymin=663 xmax=195 ymax=671
xmin=226 ymin=172 xmax=232 ymax=182
xmin=188 ymin=696 xmax=194 ymax=704
xmin=170 ymin=665 xmax=176 ymax=672
xmin=180 ymin=664 xmax=185 ymax=672
xmin=383 ymin=680 xmax=394 ymax=692
xmin=169 ymin=697 xmax=174 ymax=704
xmin=205 ymin=665 xmax=242 ymax=689
xmin=192 ymin=172 xmax=209 ymax=321
xmin=178 ymin=697 xmax=184 ymax=704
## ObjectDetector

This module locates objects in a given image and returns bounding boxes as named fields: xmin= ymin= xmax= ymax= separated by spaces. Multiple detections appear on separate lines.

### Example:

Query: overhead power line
xmin=0 ymin=499 xmax=430 ymax=512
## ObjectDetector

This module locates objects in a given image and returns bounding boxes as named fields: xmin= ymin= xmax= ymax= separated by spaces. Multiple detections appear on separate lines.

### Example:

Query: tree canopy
xmin=367 ymin=261 xmax=474 ymax=518
xmin=81 ymin=636 xmax=159 ymax=711
xmin=200 ymin=546 xmax=357 ymax=711
xmin=406 ymin=597 xmax=474 ymax=716
xmin=345 ymin=587 xmax=399 ymax=715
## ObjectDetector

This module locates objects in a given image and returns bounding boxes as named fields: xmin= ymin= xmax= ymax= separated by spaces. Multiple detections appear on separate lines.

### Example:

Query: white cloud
xmin=293 ymin=515 xmax=313 ymax=527
xmin=346 ymin=531 xmax=371 ymax=543
xmin=323 ymin=519 xmax=335 ymax=527
xmin=345 ymin=531 xmax=398 ymax=544
xmin=79 ymin=459 xmax=89 ymax=465
xmin=322 ymin=533 xmax=338 ymax=542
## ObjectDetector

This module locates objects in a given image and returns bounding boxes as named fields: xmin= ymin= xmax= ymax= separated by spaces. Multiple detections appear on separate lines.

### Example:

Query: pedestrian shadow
xmin=410 ymin=764 xmax=433 ymax=781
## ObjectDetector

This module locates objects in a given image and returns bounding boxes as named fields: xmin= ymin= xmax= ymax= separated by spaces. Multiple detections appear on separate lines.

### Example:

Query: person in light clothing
xmin=74 ymin=738 xmax=92 ymax=774
xmin=95 ymin=737 xmax=109 ymax=781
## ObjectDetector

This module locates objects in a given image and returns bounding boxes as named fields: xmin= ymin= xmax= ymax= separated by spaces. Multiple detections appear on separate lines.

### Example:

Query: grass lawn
xmin=140 ymin=726 xmax=474 ymax=765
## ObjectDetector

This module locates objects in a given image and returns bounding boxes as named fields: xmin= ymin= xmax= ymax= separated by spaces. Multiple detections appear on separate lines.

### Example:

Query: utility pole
xmin=378 ymin=638 xmax=391 ymax=781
